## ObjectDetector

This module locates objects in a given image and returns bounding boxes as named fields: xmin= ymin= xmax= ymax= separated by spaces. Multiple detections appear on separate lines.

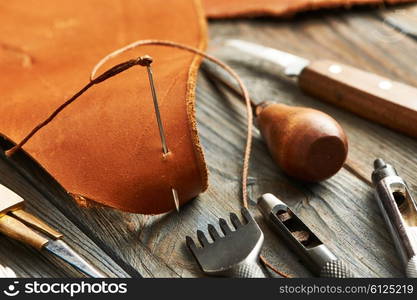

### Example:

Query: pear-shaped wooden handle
xmin=256 ymin=103 xmax=348 ymax=182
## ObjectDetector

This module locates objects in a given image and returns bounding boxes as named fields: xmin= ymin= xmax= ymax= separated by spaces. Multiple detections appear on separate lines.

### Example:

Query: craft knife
xmin=372 ymin=158 xmax=417 ymax=278
xmin=226 ymin=39 xmax=417 ymax=138
xmin=0 ymin=184 xmax=105 ymax=278
xmin=257 ymin=193 xmax=354 ymax=277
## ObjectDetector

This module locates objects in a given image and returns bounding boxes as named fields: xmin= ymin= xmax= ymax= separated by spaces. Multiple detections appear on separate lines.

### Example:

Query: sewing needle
xmin=143 ymin=56 xmax=180 ymax=212
xmin=144 ymin=57 xmax=169 ymax=155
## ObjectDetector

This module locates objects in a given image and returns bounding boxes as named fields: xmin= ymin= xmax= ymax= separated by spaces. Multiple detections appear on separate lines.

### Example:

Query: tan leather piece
xmin=0 ymin=0 xmax=208 ymax=214
xmin=204 ymin=0 xmax=417 ymax=18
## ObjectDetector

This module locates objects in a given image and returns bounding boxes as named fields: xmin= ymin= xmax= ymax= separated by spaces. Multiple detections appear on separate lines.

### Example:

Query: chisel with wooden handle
xmin=0 ymin=184 xmax=105 ymax=278
xmin=226 ymin=39 xmax=417 ymax=138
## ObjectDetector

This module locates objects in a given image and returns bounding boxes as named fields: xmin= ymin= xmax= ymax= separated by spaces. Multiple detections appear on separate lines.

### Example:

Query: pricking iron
xmin=186 ymin=208 xmax=266 ymax=278
xmin=258 ymin=193 xmax=354 ymax=277
xmin=0 ymin=184 xmax=104 ymax=277
xmin=372 ymin=159 xmax=417 ymax=278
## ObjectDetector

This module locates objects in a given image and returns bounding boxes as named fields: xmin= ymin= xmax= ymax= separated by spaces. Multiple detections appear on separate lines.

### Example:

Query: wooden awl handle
xmin=299 ymin=60 xmax=417 ymax=138
xmin=256 ymin=102 xmax=348 ymax=182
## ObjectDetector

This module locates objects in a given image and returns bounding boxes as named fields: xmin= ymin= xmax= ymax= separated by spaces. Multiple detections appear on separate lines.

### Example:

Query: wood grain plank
xmin=3 ymin=7 xmax=417 ymax=278
xmin=378 ymin=3 xmax=417 ymax=39
xmin=203 ymin=12 xmax=417 ymax=277
xmin=196 ymin=76 xmax=402 ymax=277
xmin=208 ymin=11 xmax=417 ymax=187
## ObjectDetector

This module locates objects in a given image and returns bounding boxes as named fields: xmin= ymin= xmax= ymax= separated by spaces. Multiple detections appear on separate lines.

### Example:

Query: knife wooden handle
xmin=0 ymin=214 xmax=48 ymax=250
xmin=298 ymin=60 xmax=417 ymax=138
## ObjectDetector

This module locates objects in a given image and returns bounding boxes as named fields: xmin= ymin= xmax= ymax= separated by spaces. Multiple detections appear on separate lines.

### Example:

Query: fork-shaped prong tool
xmin=186 ymin=208 xmax=266 ymax=278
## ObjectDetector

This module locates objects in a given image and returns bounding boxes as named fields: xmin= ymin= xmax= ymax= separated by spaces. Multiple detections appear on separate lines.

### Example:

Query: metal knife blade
xmin=44 ymin=239 xmax=105 ymax=278
xmin=226 ymin=39 xmax=310 ymax=77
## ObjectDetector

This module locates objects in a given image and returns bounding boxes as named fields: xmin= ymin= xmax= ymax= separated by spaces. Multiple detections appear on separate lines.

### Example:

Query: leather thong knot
xmin=5 ymin=55 xmax=153 ymax=158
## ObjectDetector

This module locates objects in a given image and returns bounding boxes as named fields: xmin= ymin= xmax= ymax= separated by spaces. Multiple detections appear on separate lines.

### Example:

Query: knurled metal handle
xmin=406 ymin=256 xmax=417 ymax=278
xmin=320 ymin=259 xmax=354 ymax=278
xmin=232 ymin=261 xmax=266 ymax=278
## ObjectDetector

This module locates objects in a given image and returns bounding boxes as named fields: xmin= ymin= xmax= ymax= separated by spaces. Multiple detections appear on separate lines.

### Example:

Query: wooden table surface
xmin=1 ymin=4 xmax=417 ymax=278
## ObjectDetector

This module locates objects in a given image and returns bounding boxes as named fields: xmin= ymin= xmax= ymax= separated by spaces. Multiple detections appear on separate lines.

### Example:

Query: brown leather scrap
xmin=0 ymin=0 xmax=208 ymax=214
xmin=203 ymin=0 xmax=417 ymax=18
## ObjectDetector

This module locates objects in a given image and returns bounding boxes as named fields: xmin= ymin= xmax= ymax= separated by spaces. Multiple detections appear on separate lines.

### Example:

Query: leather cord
xmin=6 ymin=39 xmax=288 ymax=277
xmin=91 ymin=40 xmax=289 ymax=278
xmin=5 ymin=56 xmax=153 ymax=157
xmin=91 ymin=40 xmax=253 ymax=208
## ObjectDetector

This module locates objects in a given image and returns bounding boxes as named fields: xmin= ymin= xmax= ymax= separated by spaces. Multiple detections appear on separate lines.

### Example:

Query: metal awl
xmin=257 ymin=193 xmax=354 ymax=277
xmin=0 ymin=184 xmax=105 ymax=277
xmin=372 ymin=159 xmax=417 ymax=278
xmin=143 ymin=56 xmax=180 ymax=212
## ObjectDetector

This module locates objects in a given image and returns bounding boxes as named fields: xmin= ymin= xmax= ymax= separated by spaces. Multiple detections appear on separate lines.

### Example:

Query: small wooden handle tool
xmin=227 ymin=40 xmax=417 ymax=139
xmin=202 ymin=61 xmax=348 ymax=182
xmin=255 ymin=102 xmax=347 ymax=182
